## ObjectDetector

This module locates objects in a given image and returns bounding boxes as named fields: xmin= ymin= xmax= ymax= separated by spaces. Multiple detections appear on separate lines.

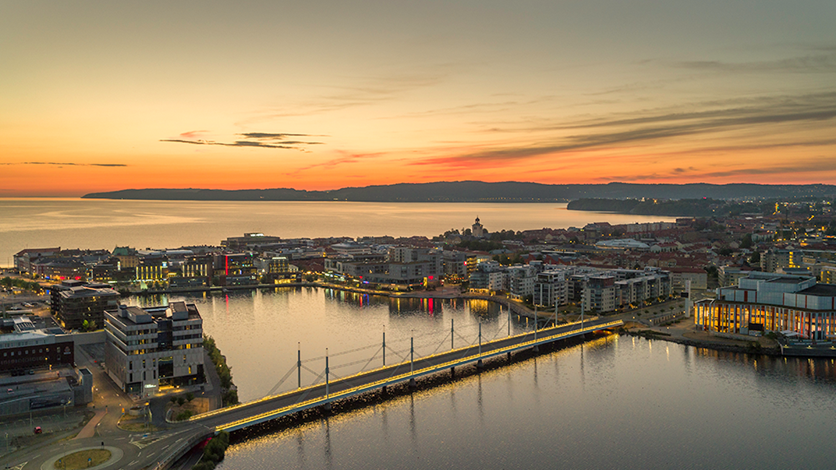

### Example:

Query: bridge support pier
xmin=533 ymin=345 xmax=540 ymax=353
xmin=507 ymin=352 xmax=511 ymax=362
xmin=450 ymin=366 xmax=455 ymax=377
xmin=477 ymin=359 xmax=483 ymax=369
xmin=324 ymin=402 xmax=332 ymax=412
xmin=409 ymin=378 xmax=417 ymax=389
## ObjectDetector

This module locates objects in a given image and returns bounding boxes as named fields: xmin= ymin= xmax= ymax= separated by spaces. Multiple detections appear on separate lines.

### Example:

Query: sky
xmin=1 ymin=0 xmax=835 ymax=196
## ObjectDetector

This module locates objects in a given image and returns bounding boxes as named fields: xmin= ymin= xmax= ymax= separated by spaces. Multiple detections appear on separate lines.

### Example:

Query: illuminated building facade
xmin=695 ymin=272 xmax=836 ymax=340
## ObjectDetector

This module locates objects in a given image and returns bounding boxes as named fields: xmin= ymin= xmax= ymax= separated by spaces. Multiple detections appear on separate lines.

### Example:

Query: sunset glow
xmin=2 ymin=1 xmax=835 ymax=196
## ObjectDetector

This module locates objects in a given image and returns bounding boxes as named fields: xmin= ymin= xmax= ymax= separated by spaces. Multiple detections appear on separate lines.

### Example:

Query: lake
xmin=0 ymin=198 xmax=674 ymax=266
xmin=136 ymin=289 xmax=836 ymax=470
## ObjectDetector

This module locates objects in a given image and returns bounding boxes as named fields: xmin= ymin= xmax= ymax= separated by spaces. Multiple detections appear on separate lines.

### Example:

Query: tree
xmin=186 ymin=392 xmax=195 ymax=402
xmin=740 ymin=234 xmax=753 ymax=249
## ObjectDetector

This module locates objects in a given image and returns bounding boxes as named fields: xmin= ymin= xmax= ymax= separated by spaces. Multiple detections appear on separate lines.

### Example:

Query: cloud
xmin=673 ymin=51 xmax=836 ymax=74
xmin=602 ymin=157 xmax=836 ymax=182
xmin=0 ymin=162 xmax=127 ymax=167
xmin=413 ymin=90 xmax=836 ymax=169
xmin=287 ymin=150 xmax=388 ymax=175
xmin=161 ymin=131 xmax=324 ymax=151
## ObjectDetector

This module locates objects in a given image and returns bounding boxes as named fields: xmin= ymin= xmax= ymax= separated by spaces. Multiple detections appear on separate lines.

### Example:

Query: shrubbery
xmin=193 ymin=431 xmax=230 ymax=470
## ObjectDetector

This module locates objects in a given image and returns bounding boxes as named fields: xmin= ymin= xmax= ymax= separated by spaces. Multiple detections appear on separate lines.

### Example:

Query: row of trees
xmin=0 ymin=277 xmax=43 ymax=293
xmin=204 ymin=335 xmax=239 ymax=406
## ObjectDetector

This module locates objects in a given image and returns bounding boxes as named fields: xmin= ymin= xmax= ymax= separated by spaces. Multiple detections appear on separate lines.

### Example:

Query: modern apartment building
xmin=104 ymin=302 xmax=204 ymax=396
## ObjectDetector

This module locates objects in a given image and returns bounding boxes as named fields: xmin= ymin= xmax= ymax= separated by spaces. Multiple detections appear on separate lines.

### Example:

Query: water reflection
xmin=219 ymin=333 xmax=836 ymax=470
xmin=129 ymin=289 xmax=528 ymax=401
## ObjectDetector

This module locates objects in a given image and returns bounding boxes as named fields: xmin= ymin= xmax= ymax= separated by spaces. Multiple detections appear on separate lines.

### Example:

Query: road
xmin=194 ymin=317 xmax=619 ymax=432
xmin=0 ymin=315 xmax=620 ymax=470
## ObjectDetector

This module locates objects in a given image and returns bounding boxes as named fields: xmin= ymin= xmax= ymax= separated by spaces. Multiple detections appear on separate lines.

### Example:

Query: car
xmin=33 ymin=426 xmax=42 ymax=434
xmin=27 ymin=369 xmax=34 ymax=375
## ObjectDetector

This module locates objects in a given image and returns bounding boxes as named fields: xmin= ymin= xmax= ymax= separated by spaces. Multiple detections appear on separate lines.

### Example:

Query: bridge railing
xmin=191 ymin=317 xmax=617 ymax=425
xmin=212 ymin=319 xmax=623 ymax=432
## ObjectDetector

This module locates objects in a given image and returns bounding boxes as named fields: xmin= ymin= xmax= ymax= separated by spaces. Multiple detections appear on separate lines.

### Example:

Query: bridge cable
xmin=265 ymin=363 xmax=300 ymax=397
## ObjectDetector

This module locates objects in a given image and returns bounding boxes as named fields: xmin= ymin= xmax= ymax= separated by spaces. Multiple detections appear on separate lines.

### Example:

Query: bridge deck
xmin=191 ymin=317 xmax=622 ymax=433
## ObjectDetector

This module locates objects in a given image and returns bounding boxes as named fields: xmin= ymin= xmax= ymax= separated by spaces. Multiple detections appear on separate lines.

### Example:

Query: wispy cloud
xmin=161 ymin=131 xmax=324 ymax=151
xmin=673 ymin=50 xmax=836 ymax=74
xmin=413 ymin=91 xmax=836 ymax=169
xmin=287 ymin=150 xmax=388 ymax=175
xmin=602 ymin=157 xmax=836 ymax=182
xmin=0 ymin=162 xmax=127 ymax=167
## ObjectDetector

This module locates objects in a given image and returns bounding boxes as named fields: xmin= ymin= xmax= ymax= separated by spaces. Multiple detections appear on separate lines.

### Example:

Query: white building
xmin=470 ymin=261 xmax=506 ymax=292
xmin=506 ymin=265 xmax=537 ymax=299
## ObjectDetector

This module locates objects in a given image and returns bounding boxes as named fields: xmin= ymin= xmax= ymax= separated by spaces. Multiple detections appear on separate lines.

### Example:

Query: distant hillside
xmin=82 ymin=181 xmax=836 ymax=202
xmin=567 ymin=197 xmax=792 ymax=217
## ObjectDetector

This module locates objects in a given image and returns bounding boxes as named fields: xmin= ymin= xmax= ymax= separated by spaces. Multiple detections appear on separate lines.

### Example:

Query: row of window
xmin=2 ymin=346 xmax=70 ymax=357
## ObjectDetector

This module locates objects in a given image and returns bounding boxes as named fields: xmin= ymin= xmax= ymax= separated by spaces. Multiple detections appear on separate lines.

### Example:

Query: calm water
xmin=0 ymin=198 xmax=674 ymax=265
xmin=137 ymin=290 xmax=836 ymax=470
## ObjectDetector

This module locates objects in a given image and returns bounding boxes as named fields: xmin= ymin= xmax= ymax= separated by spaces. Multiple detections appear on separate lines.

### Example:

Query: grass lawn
xmin=54 ymin=449 xmax=111 ymax=469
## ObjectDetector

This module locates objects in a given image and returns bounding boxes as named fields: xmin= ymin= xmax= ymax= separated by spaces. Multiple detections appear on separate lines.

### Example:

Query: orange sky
xmin=2 ymin=1 xmax=835 ymax=196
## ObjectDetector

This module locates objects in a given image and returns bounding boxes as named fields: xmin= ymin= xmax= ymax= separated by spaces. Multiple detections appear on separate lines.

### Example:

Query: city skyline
xmin=2 ymin=0 xmax=835 ymax=196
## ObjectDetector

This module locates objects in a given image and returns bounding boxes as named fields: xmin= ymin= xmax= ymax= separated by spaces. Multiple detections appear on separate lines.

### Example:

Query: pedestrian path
xmin=74 ymin=409 xmax=106 ymax=440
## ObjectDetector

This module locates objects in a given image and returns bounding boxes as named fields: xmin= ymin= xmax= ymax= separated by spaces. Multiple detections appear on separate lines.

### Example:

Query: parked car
xmin=34 ymin=426 xmax=42 ymax=434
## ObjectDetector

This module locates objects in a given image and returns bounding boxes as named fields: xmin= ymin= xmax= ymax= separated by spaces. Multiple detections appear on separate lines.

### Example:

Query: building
xmin=442 ymin=250 xmax=468 ymax=279
xmin=718 ymin=266 xmax=752 ymax=288
xmin=472 ymin=217 xmax=485 ymax=238
xmin=761 ymin=248 xmax=793 ymax=273
xmin=135 ymin=256 xmax=170 ymax=288
xmin=50 ymin=280 xmax=120 ymax=330
xmin=584 ymin=276 xmax=616 ymax=313
xmin=0 ymin=317 xmax=74 ymax=373
xmin=668 ymin=267 xmax=708 ymax=292
xmin=221 ymin=233 xmax=284 ymax=252
xmin=104 ymin=302 xmax=204 ymax=395
xmin=112 ymin=246 xmax=140 ymax=269
xmin=506 ymin=265 xmax=537 ymax=300
xmin=215 ymin=253 xmax=258 ymax=286
xmin=695 ymin=272 xmax=836 ymax=339
xmin=13 ymin=247 xmax=60 ymax=275
xmin=169 ymin=255 xmax=213 ymax=289
xmin=533 ymin=269 xmax=569 ymax=307
xmin=821 ymin=266 xmax=836 ymax=285
xmin=469 ymin=261 xmax=505 ymax=292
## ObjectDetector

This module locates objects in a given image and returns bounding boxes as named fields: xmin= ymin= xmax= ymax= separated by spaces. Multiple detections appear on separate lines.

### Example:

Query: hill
xmin=82 ymin=181 xmax=836 ymax=202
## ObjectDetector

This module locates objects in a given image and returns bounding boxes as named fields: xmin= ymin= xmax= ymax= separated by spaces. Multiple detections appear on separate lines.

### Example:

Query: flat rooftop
xmin=799 ymin=284 xmax=836 ymax=297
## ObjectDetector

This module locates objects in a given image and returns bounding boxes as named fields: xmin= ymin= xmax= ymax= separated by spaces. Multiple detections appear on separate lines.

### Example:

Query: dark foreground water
xmin=134 ymin=289 xmax=836 ymax=470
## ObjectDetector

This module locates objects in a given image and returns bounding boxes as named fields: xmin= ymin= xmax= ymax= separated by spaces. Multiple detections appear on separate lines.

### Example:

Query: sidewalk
xmin=74 ymin=409 xmax=106 ymax=439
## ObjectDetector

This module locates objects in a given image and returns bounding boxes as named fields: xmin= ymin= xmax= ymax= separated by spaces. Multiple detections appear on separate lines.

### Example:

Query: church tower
xmin=472 ymin=216 xmax=485 ymax=238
